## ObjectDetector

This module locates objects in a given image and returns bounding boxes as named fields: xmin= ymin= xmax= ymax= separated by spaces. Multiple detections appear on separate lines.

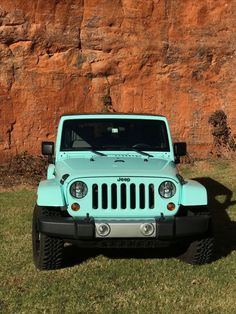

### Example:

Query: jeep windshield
xmin=60 ymin=119 xmax=170 ymax=152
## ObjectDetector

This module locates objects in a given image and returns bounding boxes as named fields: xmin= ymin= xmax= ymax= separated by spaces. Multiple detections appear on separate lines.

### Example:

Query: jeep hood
xmin=55 ymin=156 xmax=177 ymax=181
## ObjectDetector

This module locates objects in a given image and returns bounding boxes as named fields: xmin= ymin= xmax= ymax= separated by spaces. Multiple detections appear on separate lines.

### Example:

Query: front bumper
xmin=38 ymin=214 xmax=211 ymax=240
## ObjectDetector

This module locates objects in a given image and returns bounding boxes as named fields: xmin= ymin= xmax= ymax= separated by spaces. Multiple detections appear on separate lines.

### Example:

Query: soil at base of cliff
xmin=0 ymin=152 xmax=47 ymax=189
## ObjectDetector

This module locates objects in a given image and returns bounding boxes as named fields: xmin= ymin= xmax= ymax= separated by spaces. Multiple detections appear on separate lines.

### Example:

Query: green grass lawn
xmin=0 ymin=159 xmax=235 ymax=314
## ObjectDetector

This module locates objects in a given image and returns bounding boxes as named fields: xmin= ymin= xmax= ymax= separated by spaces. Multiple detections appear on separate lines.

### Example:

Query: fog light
xmin=71 ymin=203 xmax=80 ymax=211
xmin=167 ymin=202 xmax=176 ymax=211
xmin=140 ymin=223 xmax=154 ymax=236
xmin=97 ymin=223 xmax=110 ymax=237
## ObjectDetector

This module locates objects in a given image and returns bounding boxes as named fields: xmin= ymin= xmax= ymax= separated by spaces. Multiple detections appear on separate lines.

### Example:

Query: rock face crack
xmin=78 ymin=0 xmax=85 ymax=50
xmin=6 ymin=121 xmax=16 ymax=149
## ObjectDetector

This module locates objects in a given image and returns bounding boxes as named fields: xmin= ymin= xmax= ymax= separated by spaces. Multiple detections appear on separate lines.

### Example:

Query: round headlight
xmin=70 ymin=181 xmax=88 ymax=199
xmin=159 ymin=181 xmax=176 ymax=198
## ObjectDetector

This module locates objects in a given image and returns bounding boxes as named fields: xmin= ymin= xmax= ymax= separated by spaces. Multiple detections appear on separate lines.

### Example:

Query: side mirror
xmin=42 ymin=141 xmax=54 ymax=156
xmin=174 ymin=142 xmax=187 ymax=157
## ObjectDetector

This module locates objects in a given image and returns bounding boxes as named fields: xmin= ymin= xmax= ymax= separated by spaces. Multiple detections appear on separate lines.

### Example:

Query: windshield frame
xmin=59 ymin=117 xmax=171 ymax=153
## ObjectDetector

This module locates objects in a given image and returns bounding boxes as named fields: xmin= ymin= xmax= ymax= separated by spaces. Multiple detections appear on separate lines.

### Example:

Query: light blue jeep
xmin=32 ymin=114 xmax=214 ymax=270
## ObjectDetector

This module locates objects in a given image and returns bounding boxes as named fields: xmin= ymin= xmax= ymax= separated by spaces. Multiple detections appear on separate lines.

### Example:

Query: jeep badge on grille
xmin=117 ymin=178 xmax=131 ymax=182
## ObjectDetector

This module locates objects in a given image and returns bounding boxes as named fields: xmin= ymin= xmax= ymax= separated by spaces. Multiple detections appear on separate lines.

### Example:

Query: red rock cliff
xmin=0 ymin=0 xmax=236 ymax=161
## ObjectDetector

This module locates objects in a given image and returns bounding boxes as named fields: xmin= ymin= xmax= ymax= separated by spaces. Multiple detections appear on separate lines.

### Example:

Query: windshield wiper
xmin=90 ymin=145 xmax=153 ymax=157
xmin=90 ymin=148 xmax=107 ymax=156
xmin=132 ymin=149 xmax=153 ymax=158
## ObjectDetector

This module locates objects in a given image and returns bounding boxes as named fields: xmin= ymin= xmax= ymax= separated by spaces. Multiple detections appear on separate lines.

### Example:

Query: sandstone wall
xmin=0 ymin=0 xmax=236 ymax=161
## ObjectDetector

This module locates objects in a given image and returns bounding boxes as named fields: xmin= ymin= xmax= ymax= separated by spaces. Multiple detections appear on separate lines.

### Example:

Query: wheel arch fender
xmin=37 ymin=179 xmax=66 ymax=207
xmin=180 ymin=179 xmax=207 ymax=206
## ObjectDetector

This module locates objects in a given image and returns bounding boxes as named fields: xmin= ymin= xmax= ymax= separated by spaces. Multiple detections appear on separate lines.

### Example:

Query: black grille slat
xmin=149 ymin=184 xmax=155 ymax=209
xmin=130 ymin=184 xmax=136 ymax=209
xmin=92 ymin=184 xmax=98 ymax=209
xmin=111 ymin=184 xmax=117 ymax=209
xmin=102 ymin=184 xmax=108 ymax=209
xmin=121 ymin=184 xmax=127 ymax=209
xmin=139 ymin=184 xmax=145 ymax=209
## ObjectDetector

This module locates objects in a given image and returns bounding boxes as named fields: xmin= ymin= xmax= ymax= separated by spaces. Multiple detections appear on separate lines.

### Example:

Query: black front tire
xmin=177 ymin=208 xmax=214 ymax=265
xmin=178 ymin=236 xmax=214 ymax=265
xmin=32 ymin=205 xmax=64 ymax=270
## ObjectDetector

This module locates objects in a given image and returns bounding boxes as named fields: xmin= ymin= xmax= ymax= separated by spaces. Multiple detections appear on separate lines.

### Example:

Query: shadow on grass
xmin=62 ymin=245 xmax=178 ymax=268
xmin=194 ymin=177 xmax=236 ymax=261
xmin=63 ymin=177 xmax=236 ymax=267
xmin=62 ymin=246 xmax=100 ymax=268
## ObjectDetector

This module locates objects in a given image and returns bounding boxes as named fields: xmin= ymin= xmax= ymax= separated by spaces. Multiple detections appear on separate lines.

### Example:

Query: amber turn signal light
xmin=71 ymin=203 xmax=80 ymax=211
xmin=167 ymin=202 xmax=176 ymax=211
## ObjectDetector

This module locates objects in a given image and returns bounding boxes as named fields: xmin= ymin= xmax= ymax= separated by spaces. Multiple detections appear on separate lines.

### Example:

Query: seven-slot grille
xmin=92 ymin=183 xmax=155 ymax=210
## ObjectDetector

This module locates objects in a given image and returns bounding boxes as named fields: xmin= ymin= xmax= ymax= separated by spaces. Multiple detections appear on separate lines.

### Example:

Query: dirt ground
xmin=0 ymin=152 xmax=47 ymax=190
